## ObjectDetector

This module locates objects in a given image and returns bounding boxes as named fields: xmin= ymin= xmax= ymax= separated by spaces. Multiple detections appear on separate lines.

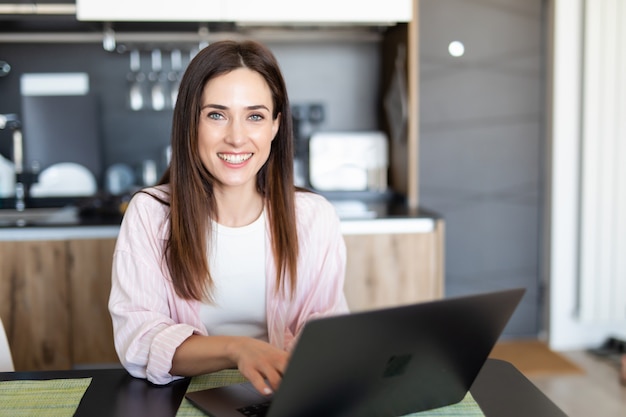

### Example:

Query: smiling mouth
xmin=217 ymin=153 xmax=253 ymax=164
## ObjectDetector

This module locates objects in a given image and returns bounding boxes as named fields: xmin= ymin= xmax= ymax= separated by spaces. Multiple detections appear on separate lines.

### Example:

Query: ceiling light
xmin=448 ymin=41 xmax=465 ymax=57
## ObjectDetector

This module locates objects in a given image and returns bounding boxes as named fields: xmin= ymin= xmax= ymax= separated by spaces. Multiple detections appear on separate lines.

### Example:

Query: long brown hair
xmin=156 ymin=39 xmax=298 ymax=301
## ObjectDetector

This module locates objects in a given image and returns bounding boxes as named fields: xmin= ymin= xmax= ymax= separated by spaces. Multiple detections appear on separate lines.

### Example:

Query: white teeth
xmin=218 ymin=153 xmax=252 ymax=163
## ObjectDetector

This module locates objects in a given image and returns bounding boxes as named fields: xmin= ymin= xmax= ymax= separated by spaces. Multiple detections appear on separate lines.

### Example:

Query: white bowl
xmin=30 ymin=162 xmax=97 ymax=197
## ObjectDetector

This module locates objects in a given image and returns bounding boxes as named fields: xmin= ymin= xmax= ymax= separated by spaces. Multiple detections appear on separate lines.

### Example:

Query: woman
xmin=109 ymin=40 xmax=348 ymax=395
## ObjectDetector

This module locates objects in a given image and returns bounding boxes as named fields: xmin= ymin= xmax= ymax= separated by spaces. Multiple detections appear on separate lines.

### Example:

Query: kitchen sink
xmin=0 ymin=206 xmax=79 ymax=227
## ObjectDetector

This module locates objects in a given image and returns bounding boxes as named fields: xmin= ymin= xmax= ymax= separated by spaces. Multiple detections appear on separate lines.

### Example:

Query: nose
xmin=225 ymin=118 xmax=247 ymax=147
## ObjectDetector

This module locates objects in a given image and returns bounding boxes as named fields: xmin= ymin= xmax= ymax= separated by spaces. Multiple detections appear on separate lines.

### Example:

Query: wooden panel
xmin=0 ymin=240 xmax=71 ymax=371
xmin=407 ymin=1 xmax=420 ymax=209
xmin=343 ymin=226 xmax=444 ymax=312
xmin=67 ymin=238 xmax=119 ymax=366
xmin=433 ymin=219 xmax=445 ymax=297
xmin=381 ymin=24 xmax=410 ymax=199
xmin=380 ymin=1 xmax=419 ymax=209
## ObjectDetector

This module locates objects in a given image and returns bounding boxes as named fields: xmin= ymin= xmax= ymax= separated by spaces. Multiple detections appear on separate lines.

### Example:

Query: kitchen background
xmin=0 ymin=36 xmax=382 ymax=191
xmin=0 ymin=0 xmax=547 ymax=339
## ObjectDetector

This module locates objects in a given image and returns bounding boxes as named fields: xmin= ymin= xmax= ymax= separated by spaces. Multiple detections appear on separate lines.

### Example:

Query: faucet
xmin=0 ymin=114 xmax=25 ymax=211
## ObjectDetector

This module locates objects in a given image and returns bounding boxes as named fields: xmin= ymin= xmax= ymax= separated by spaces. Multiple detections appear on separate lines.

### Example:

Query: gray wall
xmin=419 ymin=0 xmax=547 ymax=338
xmin=0 ymin=39 xmax=381 ymax=186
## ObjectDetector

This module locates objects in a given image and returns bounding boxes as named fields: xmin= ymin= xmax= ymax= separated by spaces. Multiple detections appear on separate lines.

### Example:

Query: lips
xmin=217 ymin=153 xmax=253 ymax=164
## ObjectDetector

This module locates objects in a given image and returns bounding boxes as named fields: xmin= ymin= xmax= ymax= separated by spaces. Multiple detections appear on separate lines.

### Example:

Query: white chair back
xmin=0 ymin=316 xmax=14 ymax=372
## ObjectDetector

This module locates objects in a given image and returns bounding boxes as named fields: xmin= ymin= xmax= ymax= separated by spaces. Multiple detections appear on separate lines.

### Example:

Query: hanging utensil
xmin=169 ymin=49 xmax=182 ymax=109
xmin=128 ymin=49 xmax=144 ymax=111
xmin=149 ymin=49 xmax=165 ymax=111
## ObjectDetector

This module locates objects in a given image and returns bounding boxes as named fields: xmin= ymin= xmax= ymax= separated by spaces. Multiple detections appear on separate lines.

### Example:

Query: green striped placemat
xmin=177 ymin=370 xmax=247 ymax=417
xmin=0 ymin=378 xmax=92 ymax=417
xmin=411 ymin=393 xmax=484 ymax=416
xmin=177 ymin=370 xmax=484 ymax=416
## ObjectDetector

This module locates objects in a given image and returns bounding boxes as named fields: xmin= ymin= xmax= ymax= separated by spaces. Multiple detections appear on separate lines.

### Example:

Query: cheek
xmin=197 ymin=130 xmax=216 ymax=162
xmin=272 ymin=118 xmax=280 ymax=139
xmin=263 ymin=128 xmax=277 ymax=150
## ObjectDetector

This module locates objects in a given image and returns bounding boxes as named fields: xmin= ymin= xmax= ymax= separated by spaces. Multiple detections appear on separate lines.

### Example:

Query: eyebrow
xmin=201 ymin=104 xmax=271 ymax=112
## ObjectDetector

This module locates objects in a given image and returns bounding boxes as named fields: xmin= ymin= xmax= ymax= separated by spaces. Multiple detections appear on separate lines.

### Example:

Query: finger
xmin=262 ymin=368 xmax=283 ymax=392
xmin=247 ymin=372 xmax=274 ymax=396
xmin=252 ymin=379 xmax=273 ymax=396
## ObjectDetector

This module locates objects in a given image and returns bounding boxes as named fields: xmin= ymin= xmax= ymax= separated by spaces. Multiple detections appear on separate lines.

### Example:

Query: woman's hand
xmin=171 ymin=334 xmax=288 ymax=395
xmin=227 ymin=337 xmax=289 ymax=395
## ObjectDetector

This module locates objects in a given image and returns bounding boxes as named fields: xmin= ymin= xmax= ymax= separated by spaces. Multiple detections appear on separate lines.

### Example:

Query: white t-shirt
xmin=199 ymin=210 xmax=268 ymax=341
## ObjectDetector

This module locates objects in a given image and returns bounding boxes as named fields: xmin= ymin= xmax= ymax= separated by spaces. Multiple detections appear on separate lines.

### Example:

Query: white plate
xmin=30 ymin=162 xmax=97 ymax=197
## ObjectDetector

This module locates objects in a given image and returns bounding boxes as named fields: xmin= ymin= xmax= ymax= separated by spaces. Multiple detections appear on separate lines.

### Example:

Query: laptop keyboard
xmin=237 ymin=401 xmax=271 ymax=417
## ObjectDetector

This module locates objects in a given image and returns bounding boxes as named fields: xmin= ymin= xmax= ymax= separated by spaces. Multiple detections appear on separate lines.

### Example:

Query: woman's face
xmin=198 ymin=67 xmax=280 ymax=194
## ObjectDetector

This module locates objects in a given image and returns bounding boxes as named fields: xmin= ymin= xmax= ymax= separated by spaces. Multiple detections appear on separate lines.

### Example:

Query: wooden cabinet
xmin=343 ymin=220 xmax=445 ymax=312
xmin=0 ymin=240 xmax=71 ymax=371
xmin=0 ymin=238 xmax=118 ymax=371
xmin=0 ymin=219 xmax=443 ymax=371
xmin=67 ymin=238 xmax=118 ymax=367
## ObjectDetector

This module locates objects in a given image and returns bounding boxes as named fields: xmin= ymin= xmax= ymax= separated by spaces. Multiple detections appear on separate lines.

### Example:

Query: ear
xmin=271 ymin=112 xmax=281 ymax=140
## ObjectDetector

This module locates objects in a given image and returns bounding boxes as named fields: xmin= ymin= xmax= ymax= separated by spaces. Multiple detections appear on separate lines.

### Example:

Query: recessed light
xmin=448 ymin=41 xmax=465 ymax=57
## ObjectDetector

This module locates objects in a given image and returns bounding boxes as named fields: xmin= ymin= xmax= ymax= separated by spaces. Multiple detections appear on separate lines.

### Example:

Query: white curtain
xmin=578 ymin=0 xmax=626 ymax=322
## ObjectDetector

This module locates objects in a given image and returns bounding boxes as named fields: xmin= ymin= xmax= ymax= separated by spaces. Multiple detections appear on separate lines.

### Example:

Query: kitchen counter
xmin=0 ymin=218 xmax=437 ymax=241
xmin=0 ymin=225 xmax=120 ymax=241
xmin=0 ymin=204 xmax=123 ymax=240
xmin=1 ymin=198 xmax=445 ymax=371
xmin=0 ymin=192 xmax=441 ymax=240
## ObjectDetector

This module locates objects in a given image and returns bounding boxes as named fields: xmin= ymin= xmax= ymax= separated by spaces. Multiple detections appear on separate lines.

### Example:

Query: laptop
xmin=185 ymin=288 xmax=525 ymax=417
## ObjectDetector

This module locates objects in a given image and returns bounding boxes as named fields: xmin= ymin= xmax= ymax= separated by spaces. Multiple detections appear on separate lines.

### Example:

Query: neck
xmin=214 ymin=187 xmax=264 ymax=227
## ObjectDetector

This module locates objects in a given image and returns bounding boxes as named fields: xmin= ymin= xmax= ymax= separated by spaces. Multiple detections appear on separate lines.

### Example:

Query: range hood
xmin=0 ymin=0 xmax=410 ymax=45
xmin=74 ymin=0 xmax=412 ymax=25
xmin=0 ymin=1 xmax=411 ymax=25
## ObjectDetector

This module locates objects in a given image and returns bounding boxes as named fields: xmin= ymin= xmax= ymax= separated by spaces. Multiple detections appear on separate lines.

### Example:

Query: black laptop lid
xmin=185 ymin=288 xmax=525 ymax=417
xmin=266 ymin=288 xmax=525 ymax=417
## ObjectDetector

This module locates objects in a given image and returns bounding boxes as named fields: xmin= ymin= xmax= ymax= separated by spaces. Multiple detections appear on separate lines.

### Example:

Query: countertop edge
xmin=340 ymin=217 xmax=435 ymax=235
xmin=0 ymin=225 xmax=121 ymax=241
xmin=0 ymin=217 xmax=439 ymax=241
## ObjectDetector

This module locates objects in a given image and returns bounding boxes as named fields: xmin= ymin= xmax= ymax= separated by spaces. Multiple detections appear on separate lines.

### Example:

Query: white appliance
xmin=29 ymin=162 xmax=97 ymax=197
xmin=308 ymin=131 xmax=388 ymax=192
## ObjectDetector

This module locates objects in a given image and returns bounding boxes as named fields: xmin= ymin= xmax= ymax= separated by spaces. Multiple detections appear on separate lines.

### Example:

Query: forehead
xmin=202 ymin=68 xmax=273 ymax=103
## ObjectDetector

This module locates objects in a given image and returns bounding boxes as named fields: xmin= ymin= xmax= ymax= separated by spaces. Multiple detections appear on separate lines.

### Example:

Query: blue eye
xmin=249 ymin=114 xmax=263 ymax=121
xmin=208 ymin=112 xmax=223 ymax=120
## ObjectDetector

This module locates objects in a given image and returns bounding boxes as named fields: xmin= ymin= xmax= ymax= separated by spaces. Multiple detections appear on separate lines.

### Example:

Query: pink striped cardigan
xmin=109 ymin=186 xmax=349 ymax=385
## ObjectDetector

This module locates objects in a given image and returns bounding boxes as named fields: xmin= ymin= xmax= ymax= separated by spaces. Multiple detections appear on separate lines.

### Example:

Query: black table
xmin=0 ymin=359 xmax=566 ymax=416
